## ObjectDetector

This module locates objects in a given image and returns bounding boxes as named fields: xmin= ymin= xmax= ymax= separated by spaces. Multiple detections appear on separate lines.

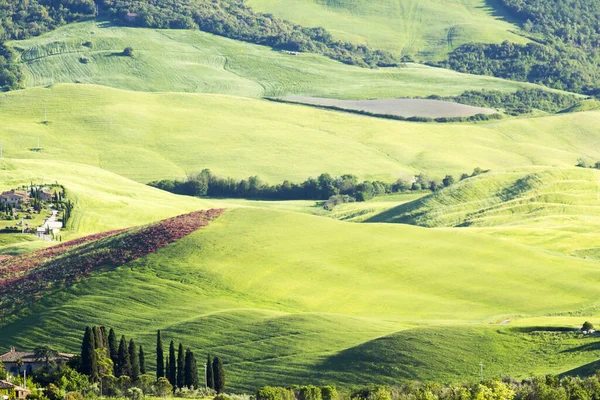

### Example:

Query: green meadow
xmin=11 ymin=21 xmax=550 ymax=99
xmin=3 ymin=203 xmax=600 ymax=390
xmin=0 ymin=84 xmax=599 ymax=184
xmin=245 ymin=0 xmax=527 ymax=59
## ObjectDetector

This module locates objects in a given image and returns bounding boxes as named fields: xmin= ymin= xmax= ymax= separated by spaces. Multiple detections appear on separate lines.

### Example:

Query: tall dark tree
xmin=108 ymin=328 xmax=119 ymax=375
xmin=168 ymin=340 xmax=177 ymax=387
xmin=177 ymin=343 xmax=185 ymax=389
xmin=139 ymin=345 xmax=146 ymax=375
xmin=191 ymin=352 xmax=198 ymax=389
xmin=206 ymin=354 xmax=214 ymax=389
xmin=117 ymin=335 xmax=131 ymax=377
xmin=156 ymin=330 xmax=165 ymax=379
xmin=92 ymin=326 xmax=101 ymax=349
xmin=80 ymin=326 xmax=98 ymax=381
xmin=213 ymin=356 xmax=225 ymax=394
xmin=99 ymin=326 xmax=108 ymax=350
xmin=129 ymin=339 xmax=140 ymax=382
xmin=184 ymin=350 xmax=194 ymax=389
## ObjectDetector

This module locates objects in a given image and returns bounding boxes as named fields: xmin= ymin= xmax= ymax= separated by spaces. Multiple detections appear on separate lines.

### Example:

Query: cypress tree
xmin=108 ymin=328 xmax=119 ymax=375
xmin=92 ymin=326 xmax=101 ymax=349
xmin=168 ymin=340 xmax=177 ymax=387
xmin=129 ymin=339 xmax=140 ymax=382
xmin=139 ymin=345 xmax=146 ymax=375
xmin=156 ymin=330 xmax=165 ymax=379
xmin=206 ymin=354 xmax=214 ymax=389
xmin=99 ymin=326 xmax=108 ymax=351
xmin=184 ymin=350 xmax=194 ymax=389
xmin=191 ymin=352 xmax=198 ymax=389
xmin=177 ymin=343 xmax=185 ymax=389
xmin=213 ymin=357 xmax=225 ymax=394
xmin=117 ymin=335 xmax=131 ymax=377
xmin=80 ymin=326 xmax=98 ymax=381
xmin=165 ymin=358 xmax=170 ymax=383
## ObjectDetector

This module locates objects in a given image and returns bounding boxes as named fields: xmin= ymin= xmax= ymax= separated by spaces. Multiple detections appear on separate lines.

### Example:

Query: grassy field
xmin=0 ymin=84 xmax=600 ymax=184
xmin=10 ymin=21 xmax=553 ymax=99
xmin=2 ymin=206 xmax=600 ymax=390
xmin=245 ymin=0 xmax=527 ymax=60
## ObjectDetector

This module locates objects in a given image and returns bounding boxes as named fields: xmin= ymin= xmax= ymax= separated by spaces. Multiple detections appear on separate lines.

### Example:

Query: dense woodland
xmin=437 ymin=1 xmax=600 ymax=95
xmin=431 ymin=88 xmax=582 ymax=115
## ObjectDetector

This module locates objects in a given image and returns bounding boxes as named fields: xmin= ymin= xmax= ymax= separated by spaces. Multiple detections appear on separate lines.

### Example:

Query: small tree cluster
xmin=79 ymin=326 xmax=145 ymax=385
xmin=155 ymin=330 xmax=201 ymax=392
xmin=206 ymin=354 xmax=225 ymax=393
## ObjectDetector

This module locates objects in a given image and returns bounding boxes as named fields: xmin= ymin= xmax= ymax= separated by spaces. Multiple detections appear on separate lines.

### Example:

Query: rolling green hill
xmin=3 ymin=205 xmax=600 ymax=390
xmin=1 ymin=84 xmax=600 ymax=184
xmin=245 ymin=0 xmax=527 ymax=60
xmin=10 ymin=21 xmax=548 ymax=99
xmin=366 ymin=167 xmax=600 ymax=257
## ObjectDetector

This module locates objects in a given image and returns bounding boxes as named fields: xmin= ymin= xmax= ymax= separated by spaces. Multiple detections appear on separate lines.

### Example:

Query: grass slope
xmin=2 ymin=85 xmax=600 ymax=184
xmin=368 ymin=167 xmax=600 ymax=257
xmin=2 ymin=208 xmax=600 ymax=390
xmin=11 ymin=21 xmax=549 ymax=99
xmin=0 ymin=159 xmax=211 ymax=235
xmin=245 ymin=0 xmax=527 ymax=59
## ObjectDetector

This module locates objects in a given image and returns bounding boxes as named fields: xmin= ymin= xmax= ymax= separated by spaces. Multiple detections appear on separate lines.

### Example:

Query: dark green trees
xmin=117 ymin=335 xmax=131 ymax=377
xmin=108 ymin=328 xmax=118 ymax=374
xmin=139 ymin=345 xmax=146 ymax=375
xmin=80 ymin=326 xmax=98 ymax=381
xmin=156 ymin=330 xmax=165 ymax=379
xmin=213 ymin=356 xmax=225 ymax=394
xmin=168 ymin=340 xmax=176 ymax=386
xmin=206 ymin=354 xmax=214 ymax=389
xmin=184 ymin=350 xmax=198 ymax=389
xmin=177 ymin=343 xmax=185 ymax=389
xmin=129 ymin=339 xmax=140 ymax=382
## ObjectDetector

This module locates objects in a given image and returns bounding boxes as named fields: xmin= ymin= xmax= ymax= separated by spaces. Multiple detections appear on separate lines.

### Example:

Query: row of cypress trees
xmin=156 ymin=330 xmax=225 ymax=393
xmin=80 ymin=326 xmax=146 ymax=382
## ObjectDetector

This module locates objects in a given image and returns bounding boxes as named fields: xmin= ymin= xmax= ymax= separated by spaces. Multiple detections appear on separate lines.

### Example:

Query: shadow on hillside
xmin=561 ymin=341 xmax=600 ymax=354
xmin=560 ymin=360 xmax=600 ymax=378
xmin=364 ymin=196 xmax=431 ymax=225
xmin=479 ymin=0 xmax=525 ymax=25
xmin=315 ymin=334 xmax=422 ymax=381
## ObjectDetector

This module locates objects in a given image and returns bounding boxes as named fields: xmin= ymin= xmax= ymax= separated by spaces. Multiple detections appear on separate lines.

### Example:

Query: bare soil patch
xmin=279 ymin=96 xmax=497 ymax=118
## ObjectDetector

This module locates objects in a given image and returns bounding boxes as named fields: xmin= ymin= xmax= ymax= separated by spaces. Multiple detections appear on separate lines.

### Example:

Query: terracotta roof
xmin=0 ymin=349 xmax=74 ymax=363
xmin=0 ymin=380 xmax=27 ymax=391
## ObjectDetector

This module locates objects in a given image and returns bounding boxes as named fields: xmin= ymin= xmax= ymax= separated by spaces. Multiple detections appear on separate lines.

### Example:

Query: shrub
xmin=583 ymin=321 xmax=595 ymax=331
xmin=214 ymin=395 xmax=231 ymax=400
xmin=126 ymin=387 xmax=143 ymax=400
xmin=79 ymin=57 xmax=89 ymax=64
xmin=64 ymin=393 xmax=84 ymax=400
xmin=123 ymin=47 xmax=134 ymax=57
xmin=257 ymin=387 xmax=296 ymax=400
xmin=299 ymin=386 xmax=322 ymax=400
xmin=321 ymin=387 xmax=338 ymax=400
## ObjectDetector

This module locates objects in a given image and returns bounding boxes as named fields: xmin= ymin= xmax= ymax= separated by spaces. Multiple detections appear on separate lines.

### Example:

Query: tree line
xmin=149 ymin=168 xmax=488 ymax=204
xmin=429 ymin=88 xmax=582 ymax=116
xmin=257 ymin=374 xmax=600 ymax=400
